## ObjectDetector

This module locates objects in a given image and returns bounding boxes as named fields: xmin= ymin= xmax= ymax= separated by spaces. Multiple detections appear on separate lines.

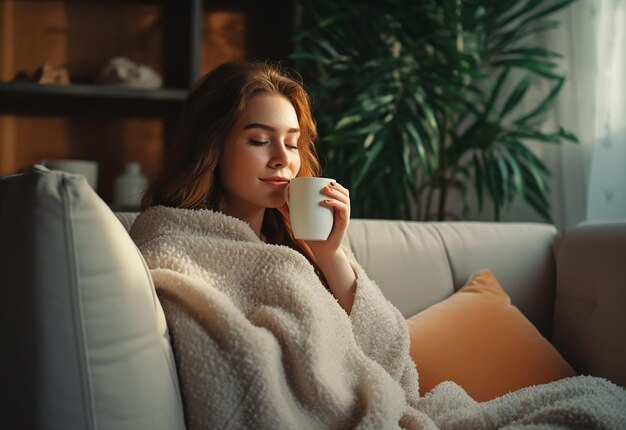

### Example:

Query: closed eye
xmin=248 ymin=139 xmax=270 ymax=146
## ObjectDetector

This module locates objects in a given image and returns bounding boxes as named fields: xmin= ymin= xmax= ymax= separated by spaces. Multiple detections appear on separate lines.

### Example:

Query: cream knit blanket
xmin=131 ymin=206 xmax=626 ymax=430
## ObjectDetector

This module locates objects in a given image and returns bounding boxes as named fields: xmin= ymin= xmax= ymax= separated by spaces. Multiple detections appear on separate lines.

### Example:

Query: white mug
xmin=289 ymin=177 xmax=335 ymax=241
xmin=41 ymin=159 xmax=99 ymax=190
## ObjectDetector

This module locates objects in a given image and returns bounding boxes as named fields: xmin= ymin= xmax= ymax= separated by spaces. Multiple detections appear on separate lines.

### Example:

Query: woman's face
xmin=219 ymin=93 xmax=302 ymax=217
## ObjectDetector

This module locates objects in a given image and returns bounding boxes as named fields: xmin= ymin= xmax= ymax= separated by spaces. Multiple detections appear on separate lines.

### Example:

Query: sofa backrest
xmin=0 ymin=166 xmax=186 ymax=430
xmin=344 ymin=220 xmax=558 ymax=337
xmin=117 ymin=212 xmax=558 ymax=337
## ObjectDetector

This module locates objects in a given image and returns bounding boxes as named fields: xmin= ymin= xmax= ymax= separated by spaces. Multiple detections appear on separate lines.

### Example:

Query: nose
xmin=268 ymin=142 xmax=290 ymax=169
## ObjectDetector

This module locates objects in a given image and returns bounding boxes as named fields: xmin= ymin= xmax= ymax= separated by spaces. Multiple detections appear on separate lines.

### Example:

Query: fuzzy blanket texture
xmin=130 ymin=206 xmax=626 ymax=430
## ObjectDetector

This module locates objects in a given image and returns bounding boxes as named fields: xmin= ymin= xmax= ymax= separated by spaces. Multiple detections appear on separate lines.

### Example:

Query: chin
xmin=262 ymin=195 xmax=288 ymax=209
xmin=263 ymin=192 xmax=288 ymax=209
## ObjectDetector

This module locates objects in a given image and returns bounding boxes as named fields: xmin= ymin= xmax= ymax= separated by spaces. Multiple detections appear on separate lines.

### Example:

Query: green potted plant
xmin=293 ymin=0 xmax=578 ymax=221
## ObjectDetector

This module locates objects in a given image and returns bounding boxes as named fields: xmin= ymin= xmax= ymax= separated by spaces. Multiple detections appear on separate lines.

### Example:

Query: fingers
xmin=321 ymin=199 xmax=349 ymax=221
xmin=322 ymin=181 xmax=350 ymax=204
xmin=321 ymin=182 xmax=350 ymax=221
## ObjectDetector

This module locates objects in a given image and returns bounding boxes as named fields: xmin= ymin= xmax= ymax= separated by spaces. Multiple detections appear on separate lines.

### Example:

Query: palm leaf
xmin=514 ymin=78 xmax=565 ymax=124
xmin=500 ymin=47 xmax=563 ymax=59
xmin=352 ymin=132 xmax=387 ymax=189
xmin=496 ymin=0 xmax=544 ymax=28
xmin=520 ymin=0 xmax=577 ymax=27
xmin=483 ymin=68 xmax=511 ymax=119
xmin=499 ymin=75 xmax=532 ymax=119
xmin=472 ymin=152 xmax=485 ymax=212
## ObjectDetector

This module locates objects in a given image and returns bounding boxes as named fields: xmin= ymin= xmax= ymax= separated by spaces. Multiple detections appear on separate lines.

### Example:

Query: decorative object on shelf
xmin=112 ymin=162 xmax=148 ymax=211
xmin=294 ymin=0 xmax=578 ymax=221
xmin=12 ymin=63 xmax=70 ymax=85
xmin=95 ymin=57 xmax=162 ymax=89
xmin=40 ymin=159 xmax=98 ymax=190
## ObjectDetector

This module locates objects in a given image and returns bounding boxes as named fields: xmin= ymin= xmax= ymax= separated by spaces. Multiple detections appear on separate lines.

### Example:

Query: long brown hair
xmin=143 ymin=61 xmax=325 ymax=275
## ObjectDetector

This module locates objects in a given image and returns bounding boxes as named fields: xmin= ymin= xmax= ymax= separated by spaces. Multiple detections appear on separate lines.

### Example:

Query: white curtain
xmin=504 ymin=0 xmax=626 ymax=228
xmin=585 ymin=0 xmax=626 ymax=221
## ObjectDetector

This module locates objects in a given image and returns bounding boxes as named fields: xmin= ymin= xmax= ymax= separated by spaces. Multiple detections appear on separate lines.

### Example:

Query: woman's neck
xmin=220 ymin=204 xmax=266 ymax=241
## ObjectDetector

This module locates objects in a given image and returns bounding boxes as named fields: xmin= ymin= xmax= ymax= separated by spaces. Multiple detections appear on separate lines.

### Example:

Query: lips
xmin=260 ymin=177 xmax=290 ymax=186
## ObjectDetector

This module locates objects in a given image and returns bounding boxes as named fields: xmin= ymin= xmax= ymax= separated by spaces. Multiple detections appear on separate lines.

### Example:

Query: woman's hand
xmin=304 ymin=181 xmax=351 ymax=260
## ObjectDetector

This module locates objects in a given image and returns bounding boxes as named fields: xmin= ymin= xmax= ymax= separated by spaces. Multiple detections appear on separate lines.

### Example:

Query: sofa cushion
xmin=0 ymin=165 xmax=185 ymax=430
xmin=407 ymin=269 xmax=575 ymax=402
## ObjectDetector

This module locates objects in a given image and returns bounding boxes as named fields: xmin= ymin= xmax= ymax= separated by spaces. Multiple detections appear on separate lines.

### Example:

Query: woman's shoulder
xmin=130 ymin=205 xmax=261 ymax=247
xmin=130 ymin=205 xmax=192 ymax=246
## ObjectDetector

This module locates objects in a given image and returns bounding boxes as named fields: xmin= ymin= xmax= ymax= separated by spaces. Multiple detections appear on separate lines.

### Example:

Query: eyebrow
xmin=242 ymin=123 xmax=300 ymax=134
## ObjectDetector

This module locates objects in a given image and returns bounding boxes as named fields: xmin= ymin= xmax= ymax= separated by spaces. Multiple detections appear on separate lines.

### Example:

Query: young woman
xmin=141 ymin=60 xmax=357 ymax=314
xmin=132 ymin=61 xmax=430 ymax=429
xmin=131 ymin=61 xmax=626 ymax=430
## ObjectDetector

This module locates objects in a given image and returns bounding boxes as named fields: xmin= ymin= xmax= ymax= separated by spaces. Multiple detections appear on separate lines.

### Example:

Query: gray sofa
xmin=1 ymin=165 xmax=625 ymax=430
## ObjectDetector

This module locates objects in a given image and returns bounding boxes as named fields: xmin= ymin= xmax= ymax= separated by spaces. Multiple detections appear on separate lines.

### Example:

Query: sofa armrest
xmin=552 ymin=220 xmax=626 ymax=387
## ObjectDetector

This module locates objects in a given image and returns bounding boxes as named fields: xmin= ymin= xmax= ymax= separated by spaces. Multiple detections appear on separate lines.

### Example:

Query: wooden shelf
xmin=0 ymin=81 xmax=186 ymax=118
xmin=0 ymin=0 xmax=294 ymax=191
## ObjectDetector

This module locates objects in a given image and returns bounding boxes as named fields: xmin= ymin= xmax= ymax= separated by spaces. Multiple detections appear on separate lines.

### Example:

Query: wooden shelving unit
xmin=0 ymin=0 xmax=294 ymax=200
xmin=0 ymin=0 xmax=200 ymax=119
xmin=0 ymin=0 xmax=201 ymax=200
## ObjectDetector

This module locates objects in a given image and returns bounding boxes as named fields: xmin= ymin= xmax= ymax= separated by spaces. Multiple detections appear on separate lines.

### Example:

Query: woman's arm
xmin=315 ymin=249 xmax=357 ymax=314
xmin=308 ymin=189 xmax=419 ymax=399
xmin=305 ymin=181 xmax=357 ymax=314
xmin=344 ymin=248 xmax=420 ymax=401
